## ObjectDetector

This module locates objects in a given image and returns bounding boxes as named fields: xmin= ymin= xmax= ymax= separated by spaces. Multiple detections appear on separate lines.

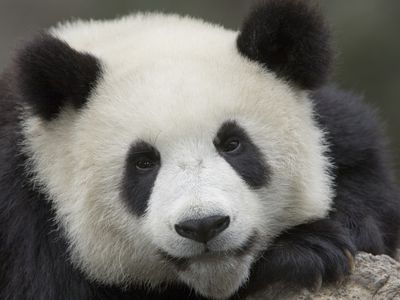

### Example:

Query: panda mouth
xmin=159 ymin=231 xmax=258 ymax=270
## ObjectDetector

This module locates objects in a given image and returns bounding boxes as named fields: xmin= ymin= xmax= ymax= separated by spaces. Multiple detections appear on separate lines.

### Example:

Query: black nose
xmin=175 ymin=215 xmax=230 ymax=243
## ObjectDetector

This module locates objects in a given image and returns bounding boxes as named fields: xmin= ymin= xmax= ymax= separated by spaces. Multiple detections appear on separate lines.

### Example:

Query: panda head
xmin=15 ymin=1 xmax=333 ymax=299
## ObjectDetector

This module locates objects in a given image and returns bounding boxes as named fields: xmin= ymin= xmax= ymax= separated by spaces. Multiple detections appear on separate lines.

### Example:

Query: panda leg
xmin=237 ymin=219 xmax=355 ymax=296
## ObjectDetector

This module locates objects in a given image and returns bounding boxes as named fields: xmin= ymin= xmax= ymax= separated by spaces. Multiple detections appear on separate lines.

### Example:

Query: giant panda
xmin=0 ymin=0 xmax=399 ymax=299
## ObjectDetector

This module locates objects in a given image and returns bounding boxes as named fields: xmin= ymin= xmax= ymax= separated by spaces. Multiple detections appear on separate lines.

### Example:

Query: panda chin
xmin=157 ymin=232 xmax=260 ymax=299
xmin=177 ymin=254 xmax=253 ymax=300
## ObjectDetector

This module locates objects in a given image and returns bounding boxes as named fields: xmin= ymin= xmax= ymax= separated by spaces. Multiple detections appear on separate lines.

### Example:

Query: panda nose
xmin=175 ymin=215 xmax=230 ymax=243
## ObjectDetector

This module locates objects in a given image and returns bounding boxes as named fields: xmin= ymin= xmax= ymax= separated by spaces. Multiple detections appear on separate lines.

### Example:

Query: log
xmin=250 ymin=252 xmax=400 ymax=300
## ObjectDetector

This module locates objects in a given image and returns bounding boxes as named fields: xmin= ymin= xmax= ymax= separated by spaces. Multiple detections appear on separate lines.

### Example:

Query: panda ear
xmin=14 ymin=33 xmax=102 ymax=120
xmin=237 ymin=0 xmax=332 ymax=90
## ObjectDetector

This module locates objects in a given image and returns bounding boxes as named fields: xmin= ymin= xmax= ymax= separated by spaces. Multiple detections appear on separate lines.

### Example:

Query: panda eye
xmin=136 ymin=158 xmax=156 ymax=171
xmin=220 ymin=138 xmax=241 ymax=153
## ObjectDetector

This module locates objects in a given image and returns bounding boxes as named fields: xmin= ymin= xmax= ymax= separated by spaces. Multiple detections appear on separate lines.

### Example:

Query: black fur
xmin=236 ymin=219 xmax=355 ymax=298
xmin=237 ymin=0 xmax=331 ymax=90
xmin=312 ymin=86 xmax=400 ymax=257
xmin=1 ymin=5 xmax=399 ymax=300
xmin=1 ymin=72 xmax=399 ymax=300
xmin=13 ymin=33 xmax=102 ymax=120
xmin=0 ymin=74 xmax=206 ymax=300
xmin=214 ymin=121 xmax=269 ymax=188
xmin=121 ymin=141 xmax=161 ymax=216
xmin=236 ymin=85 xmax=400 ymax=298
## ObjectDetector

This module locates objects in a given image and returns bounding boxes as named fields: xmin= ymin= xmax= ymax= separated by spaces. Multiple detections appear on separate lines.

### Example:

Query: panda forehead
xmin=51 ymin=13 xmax=238 ymax=67
xmin=51 ymin=13 xmax=292 ymax=104
xmin=77 ymin=56 xmax=305 ymax=163
xmin=59 ymin=14 xmax=308 ymax=154
xmin=81 ymin=69 xmax=229 ymax=130
xmin=50 ymin=14 xmax=303 ymax=133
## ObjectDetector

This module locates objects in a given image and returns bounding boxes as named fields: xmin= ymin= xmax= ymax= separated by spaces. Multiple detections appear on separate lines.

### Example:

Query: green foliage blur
xmin=1 ymin=0 xmax=399 ymax=178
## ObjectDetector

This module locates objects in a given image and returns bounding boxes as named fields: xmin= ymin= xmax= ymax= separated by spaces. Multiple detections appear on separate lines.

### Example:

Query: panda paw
xmin=241 ymin=219 xmax=355 ymax=295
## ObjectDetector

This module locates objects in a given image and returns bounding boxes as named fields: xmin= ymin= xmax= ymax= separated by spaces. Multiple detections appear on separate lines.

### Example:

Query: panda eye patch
xmin=214 ymin=121 xmax=269 ymax=188
xmin=121 ymin=141 xmax=161 ymax=216
xmin=213 ymin=121 xmax=247 ymax=155
xmin=135 ymin=158 xmax=156 ymax=171
xmin=220 ymin=138 xmax=241 ymax=154
xmin=126 ymin=141 xmax=160 ymax=173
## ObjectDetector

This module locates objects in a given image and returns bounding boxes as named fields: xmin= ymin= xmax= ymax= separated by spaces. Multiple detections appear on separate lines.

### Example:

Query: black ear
xmin=14 ymin=33 xmax=102 ymax=120
xmin=237 ymin=0 xmax=331 ymax=90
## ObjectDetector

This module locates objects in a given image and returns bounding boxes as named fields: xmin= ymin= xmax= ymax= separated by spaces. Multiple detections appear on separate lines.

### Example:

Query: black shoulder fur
xmin=313 ymin=86 xmax=400 ymax=256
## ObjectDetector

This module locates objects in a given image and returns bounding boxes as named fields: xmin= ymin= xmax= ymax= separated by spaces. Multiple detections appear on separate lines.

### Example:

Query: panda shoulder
xmin=311 ymin=85 xmax=389 ymax=168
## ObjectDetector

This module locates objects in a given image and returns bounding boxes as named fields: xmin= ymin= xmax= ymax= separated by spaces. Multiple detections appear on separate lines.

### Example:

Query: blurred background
xmin=1 ymin=0 xmax=399 ymax=178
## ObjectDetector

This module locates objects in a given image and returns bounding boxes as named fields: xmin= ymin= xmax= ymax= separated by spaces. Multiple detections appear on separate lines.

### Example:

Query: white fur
xmin=21 ymin=13 xmax=333 ymax=299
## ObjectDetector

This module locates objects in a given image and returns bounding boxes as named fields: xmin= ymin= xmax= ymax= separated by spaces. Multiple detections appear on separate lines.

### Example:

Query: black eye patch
xmin=214 ymin=121 xmax=270 ymax=189
xmin=121 ymin=141 xmax=161 ymax=216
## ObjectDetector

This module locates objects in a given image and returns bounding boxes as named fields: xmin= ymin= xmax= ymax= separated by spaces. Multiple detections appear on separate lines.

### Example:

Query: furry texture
xmin=237 ymin=0 xmax=331 ymax=90
xmin=313 ymin=86 xmax=400 ymax=257
xmin=0 ymin=75 xmax=207 ymax=300
xmin=2 ymin=79 xmax=398 ymax=299
xmin=121 ymin=141 xmax=161 ymax=216
xmin=0 ymin=2 xmax=399 ymax=300
xmin=237 ymin=86 xmax=400 ymax=298
xmin=14 ymin=34 xmax=102 ymax=120
xmin=214 ymin=121 xmax=270 ymax=189
xmin=15 ymin=11 xmax=332 ymax=299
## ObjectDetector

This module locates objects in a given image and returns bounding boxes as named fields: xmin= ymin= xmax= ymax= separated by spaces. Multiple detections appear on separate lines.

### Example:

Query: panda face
xmin=19 ymin=8 xmax=333 ymax=300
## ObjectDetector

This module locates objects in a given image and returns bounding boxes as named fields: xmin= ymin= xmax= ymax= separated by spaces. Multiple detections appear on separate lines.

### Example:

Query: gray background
xmin=1 ymin=0 xmax=399 ymax=178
